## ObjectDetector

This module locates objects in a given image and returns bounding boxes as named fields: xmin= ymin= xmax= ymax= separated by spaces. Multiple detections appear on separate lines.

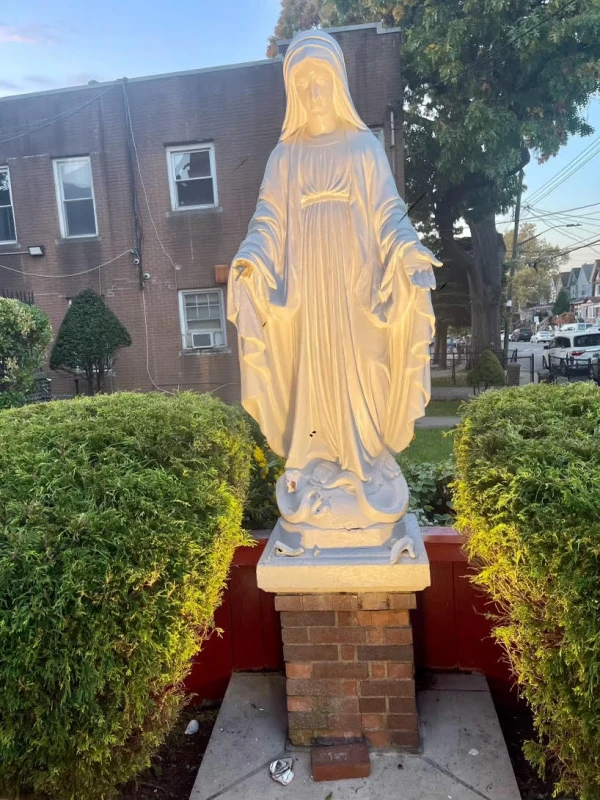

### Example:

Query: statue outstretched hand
xmin=233 ymin=258 xmax=254 ymax=279
xmin=404 ymin=243 xmax=442 ymax=290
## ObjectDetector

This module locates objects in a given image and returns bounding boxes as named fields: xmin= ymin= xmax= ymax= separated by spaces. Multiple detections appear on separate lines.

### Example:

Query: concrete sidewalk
xmin=415 ymin=416 xmax=461 ymax=429
xmin=191 ymin=673 xmax=520 ymax=800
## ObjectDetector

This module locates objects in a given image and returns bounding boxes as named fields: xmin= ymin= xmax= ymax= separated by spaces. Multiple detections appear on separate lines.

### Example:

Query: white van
xmin=544 ymin=331 xmax=600 ymax=375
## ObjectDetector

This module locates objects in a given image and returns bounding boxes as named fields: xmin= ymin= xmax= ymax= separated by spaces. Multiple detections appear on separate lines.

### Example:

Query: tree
xmin=270 ymin=0 xmax=600 ymax=352
xmin=553 ymin=287 xmax=571 ymax=316
xmin=467 ymin=349 xmax=506 ymax=392
xmin=502 ymin=223 xmax=567 ymax=312
xmin=50 ymin=290 xmax=132 ymax=395
xmin=0 ymin=298 xmax=52 ymax=408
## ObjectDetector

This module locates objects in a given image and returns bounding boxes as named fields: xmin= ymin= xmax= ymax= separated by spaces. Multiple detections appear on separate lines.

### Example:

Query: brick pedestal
xmin=275 ymin=592 xmax=419 ymax=751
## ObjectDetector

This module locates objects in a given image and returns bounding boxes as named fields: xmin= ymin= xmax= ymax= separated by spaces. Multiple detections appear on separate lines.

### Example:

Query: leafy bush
xmin=400 ymin=459 xmax=454 ymax=525
xmin=0 ymin=392 xmax=252 ymax=800
xmin=454 ymin=383 xmax=600 ymax=799
xmin=0 ymin=297 xmax=52 ymax=403
xmin=243 ymin=419 xmax=284 ymax=530
xmin=50 ymin=290 xmax=131 ymax=395
xmin=467 ymin=349 xmax=506 ymax=391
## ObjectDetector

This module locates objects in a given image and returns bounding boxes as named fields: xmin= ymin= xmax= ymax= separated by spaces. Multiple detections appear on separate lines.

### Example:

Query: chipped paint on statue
xmin=228 ymin=30 xmax=440 ymax=534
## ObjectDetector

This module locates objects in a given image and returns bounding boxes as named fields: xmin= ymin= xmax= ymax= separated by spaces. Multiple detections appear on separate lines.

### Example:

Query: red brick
xmin=309 ymin=626 xmax=364 ymax=644
xmin=312 ymin=661 xmax=368 ymax=679
xmin=357 ymin=645 xmax=413 ymax=662
xmin=365 ymin=730 xmax=390 ymax=748
xmin=387 ymin=663 xmax=413 ymax=679
xmin=303 ymin=595 xmax=358 ymax=611
xmin=328 ymin=713 xmax=362 ymax=729
xmin=337 ymin=611 xmax=358 ymax=626
xmin=311 ymin=743 xmax=370 ymax=782
xmin=386 ymin=627 xmax=413 ymax=645
xmin=287 ymin=678 xmax=344 ymax=697
xmin=359 ymin=697 xmax=386 ymax=713
xmin=361 ymin=713 xmax=386 ymax=730
xmin=324 ymin=696 xmax=360 ymax=714
xmin=287 ymin=696 xmax=313 ymax=712
xmin=369 ymin=663 xmax=386 ymax=678
xmin=390 ymin=730 xmax=420 ymax=751
xmin=388 ymin=697 xmax=417 ymax=714
xmin=360 ymin=679 xmax=414 ymax=697
xmin=366 ymin=628 xmax=385 ymax=644
xmin=358 ymin=592 xmax=390 ymax=610
xmin=389 ymin=594 xmax=417 ymax=610
xmin=388 ymin=714 xmax=418 ymax=731
xmin=314 ymin=728 xmax=363 ymax=743
xmin=286 ymin=662 xmax=313 ymax=679
xmin=288 ymin=710 xmax=328 ymax=729
xmin=340 ymin=645 xmax=356 ymax=660
xmin=283 ymin=644 xmax=338 ymax=662
xmin=342 ymin=680 xmax=358 ymax=696
xmin=274 ymin=595 xmax=303 ymax=611
xmin=280 ymin=611 xmax=335 ymax=627
xmin=289 ymin=729 xmax=313 ymax=747
xmin=282 ymin=628 xmax=308 ymax=644
xmin=356 ymin=610 xmax=373 ymax=626
xmin=368 ymin=610 xmax=410 ymax=626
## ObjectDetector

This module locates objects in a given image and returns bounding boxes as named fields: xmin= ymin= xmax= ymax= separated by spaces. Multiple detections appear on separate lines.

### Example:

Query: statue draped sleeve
xmin=363 ymin=137 xmax=436 ymax=453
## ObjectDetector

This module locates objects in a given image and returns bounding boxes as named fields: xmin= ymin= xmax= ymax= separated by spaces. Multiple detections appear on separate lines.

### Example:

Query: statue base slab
xmin=256 ymin=513 xmax=430 ymax=594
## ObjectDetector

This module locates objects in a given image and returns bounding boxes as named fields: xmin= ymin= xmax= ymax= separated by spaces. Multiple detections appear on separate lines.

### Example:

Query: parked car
xmin=531 ymin=330 xmax=553 ymax=344
xmin=544 ymin=331 xmax=600 ymax=377
xmin=510 ymin=328 xmax=532 ymax=342
xmin=559 ymin=322 xmax=594 ymax=332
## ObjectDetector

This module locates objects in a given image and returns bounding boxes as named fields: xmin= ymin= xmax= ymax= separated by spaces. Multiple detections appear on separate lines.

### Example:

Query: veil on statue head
xmin=280 ymin=29 xmax=368 ymax=141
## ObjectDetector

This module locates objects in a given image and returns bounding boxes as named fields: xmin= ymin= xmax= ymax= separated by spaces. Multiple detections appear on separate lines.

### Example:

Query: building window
xmin=0 ymin=166 xmax=17 ymax=243
xmin=179 ymin=289 xmax=226 ymax=350
xmin=53 ymin=157 xmax=98 ymax=238
xmin=370 ymin=126 xmax=385 ymax=146
xmin=167 ymin=144 xmax=218 ymax=211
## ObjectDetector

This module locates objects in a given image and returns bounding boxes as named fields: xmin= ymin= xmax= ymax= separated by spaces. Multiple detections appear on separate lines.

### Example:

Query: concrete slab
xmin=191 ymin=672 xmax=520 ymax=800
xmin=415 ymin=416 xmax=461 ymax=429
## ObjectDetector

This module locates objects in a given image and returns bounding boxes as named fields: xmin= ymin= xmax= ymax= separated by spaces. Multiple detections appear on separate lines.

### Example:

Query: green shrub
xmin=466 ymin=349 xmax=506 ymax=390
xmin=0 ymin=297 xmax=52 ymax=401
xmin=0 ymin=392 xmax=252 ymax=800
xmin=454 ymin=383 xmax=600 ymax=799
xmin=400 ymin=459 xmax=455 ymax=525
xmin=243 ymin=417 xmax=284 ymax=530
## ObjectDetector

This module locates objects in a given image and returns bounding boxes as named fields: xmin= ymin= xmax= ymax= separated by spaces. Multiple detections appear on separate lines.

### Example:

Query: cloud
xmin=23 ymin=74 xmax=57 ymax=87
xmin=0 ymin=23 xmax=60 ymax=45
xmin=0 ymin=79 xmax=21 ymax=90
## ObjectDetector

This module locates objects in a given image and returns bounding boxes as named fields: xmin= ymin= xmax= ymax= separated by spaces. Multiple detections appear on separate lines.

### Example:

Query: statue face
xmin=294 ymin=60 xmax=335 ymax=122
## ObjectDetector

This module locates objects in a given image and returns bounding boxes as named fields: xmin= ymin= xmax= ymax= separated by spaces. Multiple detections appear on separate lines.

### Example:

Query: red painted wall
xmin=185 ymin=529 xmax=511 ymax=701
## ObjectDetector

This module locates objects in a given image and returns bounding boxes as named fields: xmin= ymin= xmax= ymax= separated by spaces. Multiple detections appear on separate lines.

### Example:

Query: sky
xmin=1 ymin=0 xmax=599 ymax=270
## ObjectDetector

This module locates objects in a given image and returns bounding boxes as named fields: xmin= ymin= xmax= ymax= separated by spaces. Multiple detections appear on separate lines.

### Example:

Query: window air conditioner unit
xmin=191 ymin=332 xmax=213 ymax=348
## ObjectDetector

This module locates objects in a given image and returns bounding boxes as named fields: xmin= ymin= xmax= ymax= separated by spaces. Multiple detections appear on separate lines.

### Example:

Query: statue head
xmin=280 ymin=30 xmax=367 ymax=140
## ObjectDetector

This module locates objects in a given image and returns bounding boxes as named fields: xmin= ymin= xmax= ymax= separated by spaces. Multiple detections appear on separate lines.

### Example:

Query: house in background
xmin=0 ymin=23 xmax=405 ymax=399
xmin=550 ymin=271 xmax=569 ymax=304
xmin=574 ymin=260 xmax=600 ymax=321
xmin=567 ymin=263 xmax=594 ymax=307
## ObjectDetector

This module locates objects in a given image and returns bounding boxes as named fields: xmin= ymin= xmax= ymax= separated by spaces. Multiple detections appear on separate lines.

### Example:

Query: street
xmin=509 ymin=341 xmax=548 ymax=374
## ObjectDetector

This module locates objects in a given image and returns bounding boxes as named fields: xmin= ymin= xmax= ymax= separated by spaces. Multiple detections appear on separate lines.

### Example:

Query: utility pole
xmin=503 ymin=169 xmax=524 ymax=365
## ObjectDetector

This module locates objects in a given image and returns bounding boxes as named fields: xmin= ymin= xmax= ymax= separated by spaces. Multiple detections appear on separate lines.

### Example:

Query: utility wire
xmin=0 ymin=86 xmax=115 ymax=145
xmin=525 ymin=136 xmax=600 ymax=205
xmin=0 ymin=249 xmax=132 ymax=279
xmin=121 ymin=82 xmax=179 ymax=273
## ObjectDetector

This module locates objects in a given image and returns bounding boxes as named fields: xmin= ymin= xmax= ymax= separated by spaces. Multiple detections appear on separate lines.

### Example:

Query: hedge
xmin=0 ymin=392 xmax=252 ymax=800
xmin=454 ymin=383 xmax=600 ymax=799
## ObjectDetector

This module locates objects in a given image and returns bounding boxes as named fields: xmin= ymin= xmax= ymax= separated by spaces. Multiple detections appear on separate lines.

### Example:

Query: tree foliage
xmin=455 ymin=384 xmax=600 ymax=799
xmin=0 ymin=392 xmax=253 ymax=800
xmin=269 ymin=0 xmax=600 ymax=351
xmin=553 ymin=287 xmax=571 ymax=315
xmin=50 ymin=290 xmax=132 ymax=394
xmin=503 ymin=223 xmax=567 ymax=311
xmin=0 ymin=297 xmax=51 ymax=406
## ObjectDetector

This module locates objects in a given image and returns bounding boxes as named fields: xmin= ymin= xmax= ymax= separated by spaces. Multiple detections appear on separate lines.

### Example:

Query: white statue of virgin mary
xmin=228 ymin=30 xmax=441 ymax=534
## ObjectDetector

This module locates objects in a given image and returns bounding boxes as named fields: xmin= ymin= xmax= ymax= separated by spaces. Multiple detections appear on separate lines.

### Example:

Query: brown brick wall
xmin=275 ymin=592 xmax=419 ymax=751
xmin=0 ymin=25 xmax=404 ymax=400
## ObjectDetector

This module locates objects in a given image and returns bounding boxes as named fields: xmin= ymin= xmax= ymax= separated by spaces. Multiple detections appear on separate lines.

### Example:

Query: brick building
xmin=0 ymin=24 xmax=404 ymax=400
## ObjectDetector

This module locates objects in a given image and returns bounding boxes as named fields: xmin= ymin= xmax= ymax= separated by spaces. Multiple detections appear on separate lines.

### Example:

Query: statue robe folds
xmin=228 ymin=127 xmax=435 ymax=530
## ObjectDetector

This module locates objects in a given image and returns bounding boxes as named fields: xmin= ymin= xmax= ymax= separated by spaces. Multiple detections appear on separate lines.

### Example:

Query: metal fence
xmin=541 ymin=354 xmax=600 ymax=385
xmin=430 ymin=348 xmax=536 ymax=388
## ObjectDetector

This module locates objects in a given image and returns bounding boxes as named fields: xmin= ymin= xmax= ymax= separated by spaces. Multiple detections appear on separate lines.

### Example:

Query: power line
xmin=525 ymin=135 xmax=600 ymax=205
xmin=0 ymin=249 xmax=132 ymax=279
xmin=0 ymin=86 xmax=115 ymax=146
xmin=121 ymin=82 xmax=179 ymax=273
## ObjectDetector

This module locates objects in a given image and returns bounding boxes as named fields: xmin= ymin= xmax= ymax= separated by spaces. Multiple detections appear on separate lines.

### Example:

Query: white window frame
xmin=178 ymin=288 xmax=227 ymax=351
xmin=0 ymin=165 xmax=17 ymax=244
xmin=167 ymin=143 xmax=218 ymax=212
xmin=53 ymin=156 xmax=98 ymax=239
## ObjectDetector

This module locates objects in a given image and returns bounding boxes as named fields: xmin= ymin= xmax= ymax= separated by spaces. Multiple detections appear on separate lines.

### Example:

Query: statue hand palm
xmin=404 ymin=245 xmax=442 ymax=290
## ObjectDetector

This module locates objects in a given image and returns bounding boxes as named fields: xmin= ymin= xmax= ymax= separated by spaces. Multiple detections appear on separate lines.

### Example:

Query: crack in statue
xmin=228 ymin=30 xmax=440 ymax=534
